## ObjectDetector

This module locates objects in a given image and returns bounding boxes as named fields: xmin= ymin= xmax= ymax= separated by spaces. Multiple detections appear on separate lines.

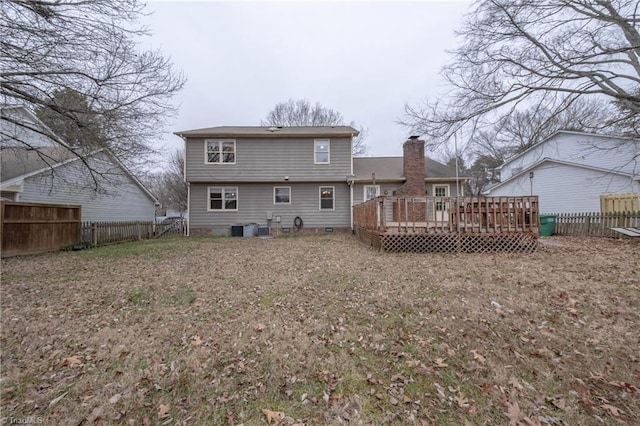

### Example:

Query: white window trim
xmin=319 ymin=186 xmax=335 ymax=211
xmin=432 ymin=183 xmax=450 ymax=197
xmin=204 ymin=139 xmax=236 ymax=165
xmin=314 ymin=139 xmax=330 ymax=164
xmin=207 ymin=186 xmax=238 ymax=212
xmin=273 ymin=186 xmax=292 ymax=205
xmin=363 ymin=185 xmax=380 ymax=201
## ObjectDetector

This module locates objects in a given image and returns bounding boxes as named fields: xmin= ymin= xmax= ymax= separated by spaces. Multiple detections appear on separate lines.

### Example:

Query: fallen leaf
xmin=191 ymin=335 xmax=203 ymax=346
xmin=551 ymin=397 xmax=566 ymax=411
xmin=435 ymin=358 xmax=448 ymax=368
xmin=406 ymin=359 xmax=421 ymax=368
xmin=403 ymin=394 xmax=412 ymax=403
xmin=49 ymin=391 xmax=68 ymax=408
xmin=601 ymin=404 xmax=622 ymax=417
xmin=504 ymin=401 xmax=525 ymax=426
xmin=109 ymin=393 xmax=122 ymax=404
xmin=158 ymin=403 xmax=170 ymax=419
xmin=60 ymin=356 xmax=83 ymax=368
xmin=509 ymin=377 xmax=523 ymax=390
xmin=455 ymin=393 xmax=469 ymax=408
xmin=262 ymin=408 xmax=284 ymax=424
xmin=471 ymin=349 xmax=486 ymax=364
xmin=254 ymin=323 xmax=267 ymax=332
xmin=433 ymin=382 xmax=446 ymax=399
xmin=87 ymin=406 xmax=104 ymax=423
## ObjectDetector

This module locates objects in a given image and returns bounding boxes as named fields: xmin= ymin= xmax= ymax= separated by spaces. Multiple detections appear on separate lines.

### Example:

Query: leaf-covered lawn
xmin=1 ymin=235 xmax=638 ymax=425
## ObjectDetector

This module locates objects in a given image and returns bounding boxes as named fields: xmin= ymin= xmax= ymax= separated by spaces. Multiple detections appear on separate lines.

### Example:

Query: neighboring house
xmin=1 ymin=105 xmax=158 ymax=221
xmin=484 ymin=130 xmax=640 ymax=213
xmin=0 ymin=104 xmax=67 ymax=148
xmin=176 ymin=126 xmax=466 ymax=236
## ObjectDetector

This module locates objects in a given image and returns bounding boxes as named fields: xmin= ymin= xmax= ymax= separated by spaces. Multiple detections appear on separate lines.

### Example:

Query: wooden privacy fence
xmin=1 ymin=200 xmax=187 ymax=257
xmin=600 ymin=193 xmax=639 ymax=213
xmin=1 ymin=201 xmax=81 ymax=257
xmin=553 ymin=211 xmax=640 ymax=237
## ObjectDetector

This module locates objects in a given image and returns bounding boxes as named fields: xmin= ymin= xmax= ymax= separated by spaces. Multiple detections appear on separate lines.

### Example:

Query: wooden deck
xmin=353 ymin=196 xmax=539 ymax=253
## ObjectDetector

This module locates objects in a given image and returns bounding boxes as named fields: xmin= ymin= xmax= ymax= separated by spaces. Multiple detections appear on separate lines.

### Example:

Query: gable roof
xmin=1 ymin=146 xmax=78 ymax=182
xmin=175 ymin=125 xmax=359 ymax=138
xmin=485 ymin=157 xmax=640 ymax=194
xmin=353 ymin=156 xmax=467 ymax=181
xmin=1 ymin=104 xmax=70 ymax=148
xmin=497 ymin=130 xmax=638 ymax=170
xmin=0 ymin=146 xmax=158 ymax=204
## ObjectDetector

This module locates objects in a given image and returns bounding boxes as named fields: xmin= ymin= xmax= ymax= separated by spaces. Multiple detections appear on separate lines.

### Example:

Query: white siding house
xmin=1 ymin=105 xmax=158 ymax=221
xmin=1 ymin=147 xmax=158 ymax=221
xmin=485 ymin=131 xmax=640 ymax=213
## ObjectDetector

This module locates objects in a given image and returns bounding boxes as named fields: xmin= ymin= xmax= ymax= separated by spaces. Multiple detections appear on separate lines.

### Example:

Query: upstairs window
xmin=319 ymin=186 xmax=334 ymax=210
xmin=206 ymin=140 xmax=235 ymax=164
xmin=314 ymin=139 xmax=330 ymax=164
xmin=208 ymin=186 xmax=238 ymax=211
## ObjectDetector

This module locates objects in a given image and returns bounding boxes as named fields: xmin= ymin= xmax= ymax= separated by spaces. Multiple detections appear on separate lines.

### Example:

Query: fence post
xmin=92 ymin=222 xmax=97 ymax=247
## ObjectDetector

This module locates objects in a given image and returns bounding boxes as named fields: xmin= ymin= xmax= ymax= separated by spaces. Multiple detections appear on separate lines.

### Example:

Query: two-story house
xmin=177 ymin=126 xmax=466 ymax=236
xmin=484 ymin=130 xmax=640 ymax=213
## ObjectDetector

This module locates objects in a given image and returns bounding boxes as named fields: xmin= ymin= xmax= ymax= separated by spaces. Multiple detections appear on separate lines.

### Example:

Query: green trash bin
xmin=539 ymin=214 xmax=557 ymax=236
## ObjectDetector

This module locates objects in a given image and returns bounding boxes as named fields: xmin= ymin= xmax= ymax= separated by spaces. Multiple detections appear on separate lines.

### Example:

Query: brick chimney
xmin=396 ymin=136 xmax=425 ymax=196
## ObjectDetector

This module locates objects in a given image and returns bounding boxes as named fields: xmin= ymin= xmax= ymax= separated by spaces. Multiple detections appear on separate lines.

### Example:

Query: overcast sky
xmin=142 ymin=0 xmax=471 ymax=160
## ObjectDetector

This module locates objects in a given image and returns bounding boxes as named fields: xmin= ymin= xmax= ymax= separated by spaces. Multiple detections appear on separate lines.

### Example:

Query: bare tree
xmin=401 ymin=0 xmax=640 ymax=146
xmin=140 ymin=149 xmax=187 ymax=217
xmin=1 ymin=0 xmax=185 ymax=171
xmin=472 ymin=99 xmax=612 ymax=162
xmin=262 ymin=98 xmax=369 ymax=156
xmin=162 ymin=150 xmax=188 ymax=216
xmin=432 ymin=99 xmax=611 ymax=195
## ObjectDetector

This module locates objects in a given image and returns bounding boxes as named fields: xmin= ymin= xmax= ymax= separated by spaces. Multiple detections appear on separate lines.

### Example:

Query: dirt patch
xmin=1 ymin=235 xmax=638 ymax=424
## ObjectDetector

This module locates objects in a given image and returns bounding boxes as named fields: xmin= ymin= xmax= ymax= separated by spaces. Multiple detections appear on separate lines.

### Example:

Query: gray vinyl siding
xmin=352 ymin=180 xmax=464 ymax=205
xmin=190 ymin=182 xmax=350 ymax=234
xmin=17 ymin=152 xmax=155 ymax=221
xmin=489 ymin=161 xmax=640 ymax=213
xmin=185 ymin=137 xmax=352 ymax=182
xmin=352 ymin=182 xmax=401 ymax=205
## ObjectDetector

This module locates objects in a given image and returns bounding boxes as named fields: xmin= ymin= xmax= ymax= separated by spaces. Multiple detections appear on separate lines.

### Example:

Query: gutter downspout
xmin=186 ymin=182 xmax=191 ymax=237
xmin=350 ymin=132 xmax=355 ymax=230
xmin=350 ymin=182 xmax=354 ymax=230
xmin=181 ymin=134 xmax=190 ymax=237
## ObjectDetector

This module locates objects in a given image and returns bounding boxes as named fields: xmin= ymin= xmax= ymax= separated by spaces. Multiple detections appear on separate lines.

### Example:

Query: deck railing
xmin=354 ymin=196 xmax=539 ymax=235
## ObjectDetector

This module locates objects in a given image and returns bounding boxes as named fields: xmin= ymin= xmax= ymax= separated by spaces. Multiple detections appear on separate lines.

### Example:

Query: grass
xmin=1 ymin=234 xmax=639 ymax=425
